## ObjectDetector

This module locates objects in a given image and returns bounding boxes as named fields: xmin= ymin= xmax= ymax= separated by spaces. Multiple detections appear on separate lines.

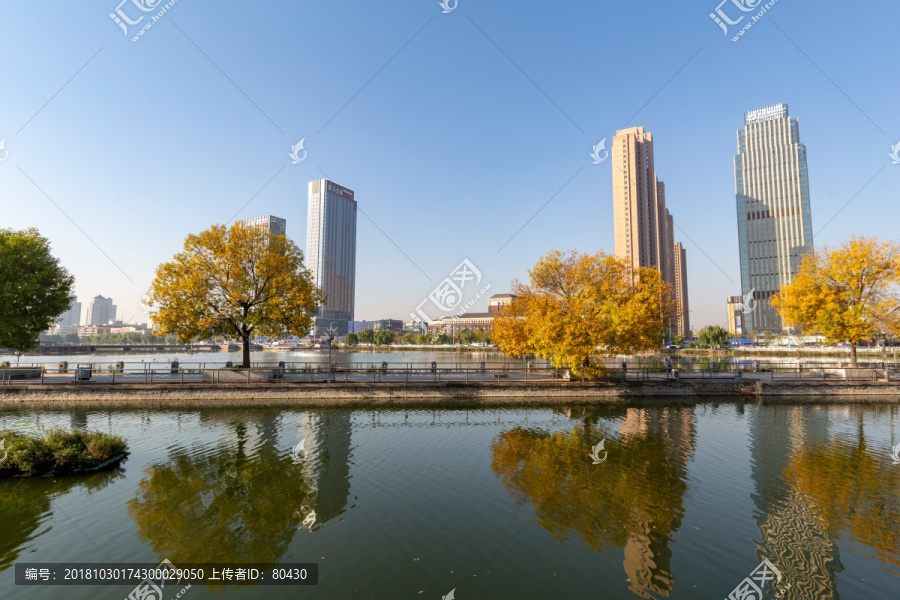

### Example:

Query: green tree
xmin=698 ymin=325 xmax=729 ymax=348
xmin=374 ymin=328 xmax=394 ymax=345
xmin=64 ymin=333 xmax=80 ymax=344
xmin=147 ymin=223 xmax=323 ymax=368
xmin=459 ymin=330 xmax=476 ymax=345
xmin=0 ymin=228 xmax=75 ymax=351
xmin=344 ymin=332 xmax=358 ymax=346
xmin=357 ymin=328 xmax=375 ymax=345
xmin=400 ymin=331 xmax=417 ymax=345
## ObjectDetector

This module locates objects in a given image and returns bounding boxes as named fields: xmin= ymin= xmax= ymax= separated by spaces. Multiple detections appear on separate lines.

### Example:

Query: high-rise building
xmin=240 ymin=215 xmax=286 ymax=237
xmin=307 ymin=179 xmax=357 ymax=336
xmin=55 ymin=301 xmax=82 ymax=328
xmin=673 ymin=242 xmax=690 ymax=337
xmin=612 ymin=126 xmax=689 ymax=340
xmin=734 ymin=103 xmax=814 ymax=332
xmin=85 ymin=295 xmax=116 ymax=325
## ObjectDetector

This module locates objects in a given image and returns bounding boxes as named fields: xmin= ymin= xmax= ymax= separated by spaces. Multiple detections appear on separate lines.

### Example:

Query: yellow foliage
xmin=146 ymin=223 xmax=323 ymax=365
xmin=773 ymin=236 xmax=900 ymax=365
xmin=493 ymin=250 xmax=671 ymax=377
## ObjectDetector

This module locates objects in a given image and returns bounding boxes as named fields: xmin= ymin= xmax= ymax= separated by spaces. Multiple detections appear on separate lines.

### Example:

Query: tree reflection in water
xmin=127 ymin=421 xmax=317 ymax=570
xmin=490 ymin=406 xmax=695 ymax=598
xmin=784 ymin=424 xmax=900 ymax=568
xmin=0 ymin=468 xmax=124 ymax=571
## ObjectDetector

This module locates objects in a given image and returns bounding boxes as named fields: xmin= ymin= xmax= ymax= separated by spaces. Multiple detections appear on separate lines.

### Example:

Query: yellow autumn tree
xmin=773 ymin=236 xmax=900 ymax=367
xmin=146 ymin=223 xmax=323 ymax=367
xmin=493 ymin=250 xmax=671 ymax=378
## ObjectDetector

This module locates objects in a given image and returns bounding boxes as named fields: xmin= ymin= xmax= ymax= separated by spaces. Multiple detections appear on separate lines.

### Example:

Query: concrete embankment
xmin=1 ymin=379 xmax=899 ymax=409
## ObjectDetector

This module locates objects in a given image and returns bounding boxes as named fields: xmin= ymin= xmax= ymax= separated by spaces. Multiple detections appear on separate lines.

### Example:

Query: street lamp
xmin=325 ymin=323 xmax=337 ymax=383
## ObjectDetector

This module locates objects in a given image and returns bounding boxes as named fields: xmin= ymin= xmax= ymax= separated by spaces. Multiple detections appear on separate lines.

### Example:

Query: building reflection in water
xmin=294 ymin=410 xmax=353 ymax=530
xmin=491 ymin=405 xmax=695 ymax=599
xmin=751 ymin=405 xmax=900 ymax=599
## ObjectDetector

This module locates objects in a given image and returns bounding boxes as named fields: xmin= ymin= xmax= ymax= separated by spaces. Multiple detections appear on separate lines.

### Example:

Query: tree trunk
xmin=850 ymin=343 xmax=858 ymax=369
xmin=242 ymin=334 xmax=251 ymax=369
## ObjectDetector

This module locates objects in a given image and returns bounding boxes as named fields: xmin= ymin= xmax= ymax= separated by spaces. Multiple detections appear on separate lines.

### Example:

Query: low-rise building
xmin=427 ymin=313 xmax=495 ymax=336
xmin=374 ymin=319 xmax=404 ymax=333
xmin=727 ymin=296 xmax=744 ymax=336
xmin=78 ymin=325 xmax=112 ymax=338
xmin=488 ymin=294 xmax=515 ymax=314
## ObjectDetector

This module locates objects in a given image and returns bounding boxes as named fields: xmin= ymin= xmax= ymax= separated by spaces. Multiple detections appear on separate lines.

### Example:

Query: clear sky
xmin=1 ymin=0 xmax=898 ymax=330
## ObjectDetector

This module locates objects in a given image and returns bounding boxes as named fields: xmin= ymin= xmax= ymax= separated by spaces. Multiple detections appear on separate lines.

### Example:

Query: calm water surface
xmin=1 ymin=402 xmax=898 ymax=599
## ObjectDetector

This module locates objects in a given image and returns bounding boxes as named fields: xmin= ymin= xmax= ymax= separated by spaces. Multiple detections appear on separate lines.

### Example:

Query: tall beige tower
xmin=612 ymin=126 xmax=689 ymax=340
xmin=673 ymin=242 xmax=690 ymax=337
xmin=613 ymin=127 xmax=660 ymax=271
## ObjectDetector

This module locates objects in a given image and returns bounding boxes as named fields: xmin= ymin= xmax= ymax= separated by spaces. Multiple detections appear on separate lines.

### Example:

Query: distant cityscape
xmin=43 ymin=104 xmax=815 ymax=345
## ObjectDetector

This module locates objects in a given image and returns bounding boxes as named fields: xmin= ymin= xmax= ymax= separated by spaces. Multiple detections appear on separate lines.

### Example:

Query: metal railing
xmin=0 ymin=357 xmax=897 ymax=386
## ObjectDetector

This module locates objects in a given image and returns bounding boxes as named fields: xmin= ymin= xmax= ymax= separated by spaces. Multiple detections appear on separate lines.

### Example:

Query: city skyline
xmin=1 ymin=1 xmax=897 ymax=332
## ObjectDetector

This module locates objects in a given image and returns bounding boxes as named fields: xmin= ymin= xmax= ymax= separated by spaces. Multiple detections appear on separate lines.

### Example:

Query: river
xmin=1 ymin=401 xmax=898 ymax=599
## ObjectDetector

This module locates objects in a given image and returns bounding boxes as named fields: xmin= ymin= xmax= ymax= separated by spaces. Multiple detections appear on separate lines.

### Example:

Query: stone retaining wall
xmin=0 ymin=379 xmax=898 ymax=409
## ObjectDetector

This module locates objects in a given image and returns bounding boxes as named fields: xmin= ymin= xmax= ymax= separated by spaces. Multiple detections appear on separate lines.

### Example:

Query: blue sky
xmin=1 ymin=0 xmax=898 ymax=330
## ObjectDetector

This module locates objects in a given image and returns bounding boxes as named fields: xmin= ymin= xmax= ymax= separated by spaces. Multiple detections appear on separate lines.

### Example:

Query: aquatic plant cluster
xmin=0 ymin=428 xmax=127 ymax=477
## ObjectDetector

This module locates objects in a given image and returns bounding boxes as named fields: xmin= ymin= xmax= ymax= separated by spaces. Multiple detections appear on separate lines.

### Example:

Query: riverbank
xmin=1 ymin=379 xmax=899 ymax=409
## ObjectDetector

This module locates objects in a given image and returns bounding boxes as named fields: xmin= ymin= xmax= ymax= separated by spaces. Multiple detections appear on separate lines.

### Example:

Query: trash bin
xmin=75 ymin=365 xmax=92 ymax=381
xmin=381 ymin=361 xmax=388 ymax=373
xmin=171 ymin=359 xmax=179 ymax=375
xmin=58 ymin=361 xmax=69 ymax=374
xmin=225 ymin=361 xmax=233 ymax=368
xmin=431 ymin=361 xmax=437 ymax=374
xmin=114 ymin=361 xmax=124 ymax=374
xmin=480 ymin=361 xmax=486 ymax=373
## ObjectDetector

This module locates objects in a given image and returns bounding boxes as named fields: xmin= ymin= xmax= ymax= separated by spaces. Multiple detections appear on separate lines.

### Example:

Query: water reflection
xmin=0 ymin=468 xmax=124 ymax=571
xmin=490 ymin=406 xmax=695 ymax=598
xmin=127 ymin=410 xmax=354 ymax=572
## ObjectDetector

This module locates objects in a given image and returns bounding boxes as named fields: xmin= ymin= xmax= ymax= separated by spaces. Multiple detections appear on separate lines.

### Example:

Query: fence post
xmin=112 ymin=369 xmax=115 ymax=385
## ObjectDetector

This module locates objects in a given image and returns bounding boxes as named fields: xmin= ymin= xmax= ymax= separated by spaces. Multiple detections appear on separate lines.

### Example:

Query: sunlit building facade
xmin=307 ymin=179 xmax=357 ymax=336
xmin=734 ymin=104 xmax=814 ymax=332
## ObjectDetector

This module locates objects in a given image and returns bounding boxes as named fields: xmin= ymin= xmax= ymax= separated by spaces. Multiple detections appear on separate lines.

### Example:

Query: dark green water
xmin=0 ymin=402 xmax=898 ymax=599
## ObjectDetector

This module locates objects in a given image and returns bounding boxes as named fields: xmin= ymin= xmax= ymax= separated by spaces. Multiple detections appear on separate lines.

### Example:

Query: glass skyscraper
xmin=240 ymin=214 xmax=286 ymax=237
xmin=734 ymin=104 xmax=814 ymax=332
xmin=306 ymin=179 xmax=357 ymax=336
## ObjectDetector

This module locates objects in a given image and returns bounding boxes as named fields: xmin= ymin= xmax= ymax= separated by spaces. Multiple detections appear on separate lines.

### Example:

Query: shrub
xmin=0 ymin=428 xmax=128 ymax=477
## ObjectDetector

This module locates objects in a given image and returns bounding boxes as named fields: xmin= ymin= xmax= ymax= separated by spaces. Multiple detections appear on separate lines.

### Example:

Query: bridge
xmin=26 ymin=343 xmax=262 ymax=355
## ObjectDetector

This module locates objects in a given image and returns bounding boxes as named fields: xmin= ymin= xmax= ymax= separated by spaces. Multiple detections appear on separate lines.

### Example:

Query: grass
xmin=0 ymin=428 xmax=128 ymax=477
